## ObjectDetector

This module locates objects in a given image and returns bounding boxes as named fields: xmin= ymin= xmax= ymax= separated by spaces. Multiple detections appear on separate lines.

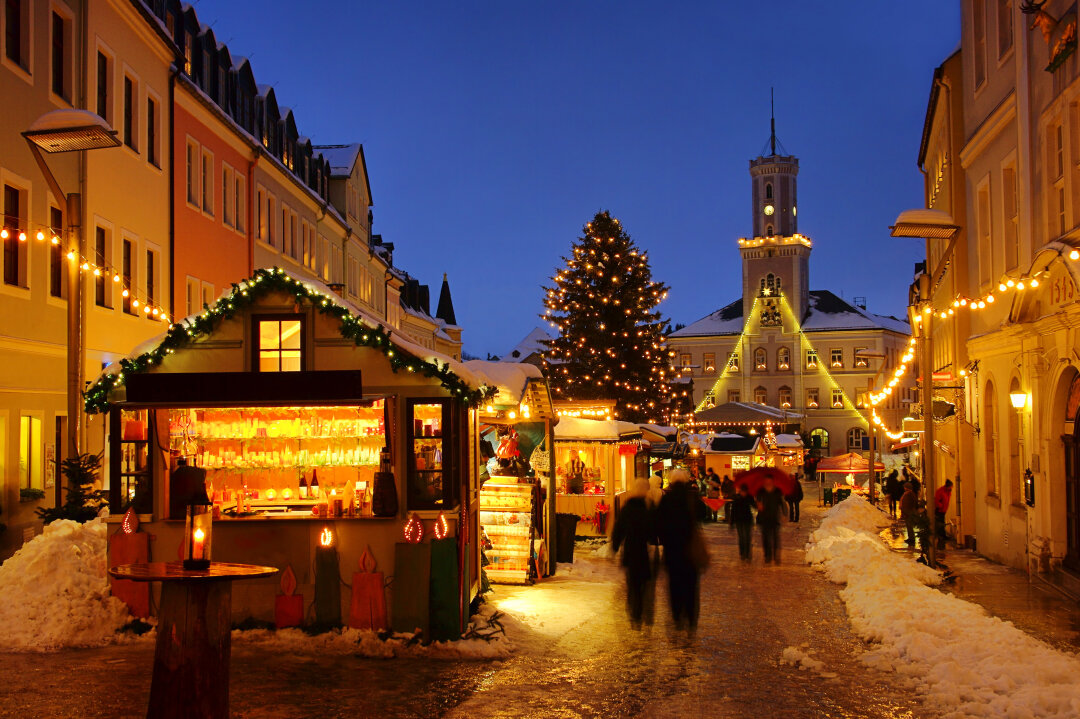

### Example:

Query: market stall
xmin=816 ymin=451 xmax=886 ymax=502
xmin=472 ymin=363 xmax=557 ymax=584
xmin=88 ymin=268 xmax=527 ymax=638
xmin=552 ymin=415 xmax=645 ymax=537
xmin=703 ymin=433 xmax=762 ymax=477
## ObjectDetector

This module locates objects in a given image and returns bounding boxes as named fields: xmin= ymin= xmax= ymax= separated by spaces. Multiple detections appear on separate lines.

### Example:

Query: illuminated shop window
xmin=257 ymin=317 xmax=303 ymax=372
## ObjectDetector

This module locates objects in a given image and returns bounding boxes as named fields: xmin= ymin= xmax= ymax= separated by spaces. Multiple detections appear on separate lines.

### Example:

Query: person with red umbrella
xmin=736 ymin=467 xmax=793 ymax=564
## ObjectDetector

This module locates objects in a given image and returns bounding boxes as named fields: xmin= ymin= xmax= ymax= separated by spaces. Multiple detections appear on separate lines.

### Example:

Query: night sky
xmin=194 ymin=1 xmax=961 ymax=356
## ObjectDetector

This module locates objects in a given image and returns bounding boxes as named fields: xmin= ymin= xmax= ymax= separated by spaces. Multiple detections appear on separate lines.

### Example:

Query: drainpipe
xmin=168 ymin=68 xmax=176 ymax=320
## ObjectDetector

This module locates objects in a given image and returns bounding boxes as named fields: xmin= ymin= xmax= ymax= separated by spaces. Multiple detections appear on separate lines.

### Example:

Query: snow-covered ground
xmin=0 ymin=518 xmax=133 ymax=651
xmin=806 ymin=495 xmax=1080 ymax=718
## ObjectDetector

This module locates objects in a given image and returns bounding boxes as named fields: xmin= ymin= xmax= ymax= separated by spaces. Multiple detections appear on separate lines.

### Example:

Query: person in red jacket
xmin=934 ymin=479 xmax=953 ymax=549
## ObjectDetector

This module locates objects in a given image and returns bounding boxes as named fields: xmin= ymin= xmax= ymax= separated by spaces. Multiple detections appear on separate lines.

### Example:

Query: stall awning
xmin=890 ymin=437 xmax=918 ymax=451
xmin=816 ymin=452 xmax=885 ymax=473
xmin=554 ymin=416 xmax=643 ymax=442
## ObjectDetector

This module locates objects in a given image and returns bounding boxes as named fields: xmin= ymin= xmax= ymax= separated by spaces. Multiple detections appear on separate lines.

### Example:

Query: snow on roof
xmin=775 ymin=433 xmax=804 ymax=449
xmin=671 ymin=291 xmax=909 ymax=337
xmin=313 ymin=143 xmax=361 ymax=177
xmin=670 ymin=299 xmax=744 ymax=337
xmin=506 ymin=327 xmax=553 ymax=362
xmin=463 ymin=360 xmax=542 ymax=406
xmin=92 ymin=268 xmax=499 ymax=395
xmin=27 ymin=108 xmax=114 ymax=134
xmin=893 ymin=208 xmax=956 ymax=227
xmin=638 ymin=424 xmax=678 ymax=441
xmin=554 ymin=417 xmax=642 ymax=441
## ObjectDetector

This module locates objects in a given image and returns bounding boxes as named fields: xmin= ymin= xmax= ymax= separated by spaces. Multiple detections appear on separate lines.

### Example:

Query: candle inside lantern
xmin=192 ymin=527 xmax=206 ymax=559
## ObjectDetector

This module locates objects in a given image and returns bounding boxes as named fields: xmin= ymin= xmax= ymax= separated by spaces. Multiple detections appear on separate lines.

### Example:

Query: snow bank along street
xmin=0 ymin=518 xmax=132 ymax=652
xmin=806 ymin=495 xmax=1080 ymax=718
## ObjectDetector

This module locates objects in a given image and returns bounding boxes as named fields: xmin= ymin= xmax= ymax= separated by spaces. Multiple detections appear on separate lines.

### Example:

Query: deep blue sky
xmin=196 ymin=1 xmax=961 ymax=356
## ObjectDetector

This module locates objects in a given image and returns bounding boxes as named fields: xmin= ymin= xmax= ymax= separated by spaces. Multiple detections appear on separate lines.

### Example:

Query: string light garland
xmin=1 ymin=220 xmax=170 ymax=321
xmin=83 ymin=267 xmax=497 ymax=414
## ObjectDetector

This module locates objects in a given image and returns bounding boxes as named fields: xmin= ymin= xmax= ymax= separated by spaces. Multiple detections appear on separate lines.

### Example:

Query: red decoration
xmin=274 ymin=565 xmax=304 ymax=629
xmin=433 ymin=511 xmax=449 ymax=540
xmin=593 ymin=503 xmax=610 ymax=533
xmin=109 ymin=515 xmax=150 ymax=618
xmin=349 ymin=547 xmax=388 ymax=631
xmin=121 ymin=506 xmax=139 ymax=535
xmin=404 ymin=513 xmax=424 ymax=543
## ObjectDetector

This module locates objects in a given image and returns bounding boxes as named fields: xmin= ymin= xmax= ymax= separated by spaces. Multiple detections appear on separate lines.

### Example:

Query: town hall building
xmin=668 ymin=124 xmax=914 ymax=456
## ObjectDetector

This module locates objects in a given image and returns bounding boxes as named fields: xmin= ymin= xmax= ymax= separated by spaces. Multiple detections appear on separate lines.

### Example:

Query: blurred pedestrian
xmin=646 ymin=472 xmax=664 ymax=509
xmin=720 ymin=474 xmax=735 ymax=523
xmin=612 ymin=479 xmax=657 ymax=629
xmin=705 ymin=469 xmax=722 ymax=522
xmin=785 ymin=475 xmax=804 ymax=523
xmin=934 ymin=479 xmax=953 ymax=549
xmin=885 ymin=470 xmax=901 ymax=517
xmin=756 ymin=477 xmax=786 ymax=564
xmin=656 ymin=468 xmax=703 ymax=631
xmin=730 ymin=483 xmax=756 ymax=561
xmin=900 ymin=481 xmax=918 ymax=546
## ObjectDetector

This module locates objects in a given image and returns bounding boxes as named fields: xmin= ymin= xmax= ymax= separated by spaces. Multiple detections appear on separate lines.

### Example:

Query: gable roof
xmin=507 ymin=327 xmax=554 ymax=362
xmin=670 ymin=291 xmax=909 ymax=338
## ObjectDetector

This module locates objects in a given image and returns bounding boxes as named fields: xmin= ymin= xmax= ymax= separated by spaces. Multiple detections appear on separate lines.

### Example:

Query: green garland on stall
xmin=84 ymin=267 xmax=495 ymax=414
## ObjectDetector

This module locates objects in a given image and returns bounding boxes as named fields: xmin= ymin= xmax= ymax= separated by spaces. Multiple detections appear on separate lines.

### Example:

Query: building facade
xmin=922 ymin=0 xmax=1080 ymax=586
xmin=0 ymin=0 xmax=461 ymax=556
xmin=670 ymin=129 xmax=913 ymax=455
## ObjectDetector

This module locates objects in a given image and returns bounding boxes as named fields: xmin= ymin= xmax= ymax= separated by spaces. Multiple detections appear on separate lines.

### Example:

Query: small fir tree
xmin=36 ymin=452 xmax=109 ymax=524
xmin=541 ymin=211 xmax=670 ymax=422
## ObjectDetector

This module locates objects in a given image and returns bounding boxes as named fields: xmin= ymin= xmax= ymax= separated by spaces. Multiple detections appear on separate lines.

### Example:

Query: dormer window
xmin=256 ymin=316 xmax=303 ymax=372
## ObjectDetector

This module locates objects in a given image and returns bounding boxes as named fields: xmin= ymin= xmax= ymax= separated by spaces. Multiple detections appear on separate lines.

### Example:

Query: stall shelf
xmin=478 ymin=478 xmax=535 ymax=584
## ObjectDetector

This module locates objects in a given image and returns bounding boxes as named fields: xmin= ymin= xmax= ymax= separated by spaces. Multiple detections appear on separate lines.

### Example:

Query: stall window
xmin=256 ymin=316 xmax=303 ymax=372
xmin=406 ymin=398 xmax=461 ymax=509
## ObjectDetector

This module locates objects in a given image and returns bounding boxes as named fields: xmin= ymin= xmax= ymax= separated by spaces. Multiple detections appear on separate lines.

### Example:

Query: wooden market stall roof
xmin=553 ymin=417 xmax=643 ymax=442
xmin=85 ymin=268 xmax=509 ymax=413
xmin=466 ymin=360 xmax=556 ymax=422
xmin=706 ymin=433 xmax=760 ymax=454
xmin=816 ymin=452 xmax=885 ymax=474
xmin=691 ymin=402 xmax=803 ymax=427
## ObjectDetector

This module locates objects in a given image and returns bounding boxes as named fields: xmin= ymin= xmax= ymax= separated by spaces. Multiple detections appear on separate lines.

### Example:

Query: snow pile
xmin=0 ymin=518 xmax=132 ymax=651
xmin=233 ymin=604 xmax=512 ymax=660
xmin=807 ymin=495 xmax=1080 ymax=718
xmin=781 ymin=645 xmax=824 ymax=672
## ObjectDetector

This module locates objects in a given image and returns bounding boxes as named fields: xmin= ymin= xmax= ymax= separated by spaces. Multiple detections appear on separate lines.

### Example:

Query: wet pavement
xmin=0 ymin=503 xmax=1076 ymax=718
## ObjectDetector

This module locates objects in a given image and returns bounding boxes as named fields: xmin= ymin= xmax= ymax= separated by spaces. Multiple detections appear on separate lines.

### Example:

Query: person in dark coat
xmin=903 ymin=466 xmax=921 ymax=497
xmin=720 ymin=474 xmax=736 ymax=523
xmin=730 ymin=483 xmax=756 ymax=561
xmin=900 ymin=481 xmax=918 ymax=546
xmin=885 ymin=470 xmax=901 ymax=517
xmin=612 ymin=479 xmax=657 ymax=628
xmin=656 ymin=468 xmax=701 ymax=630
xmin=785 ymin=476 xmax=804 ymax=523
xmin=756 ymin=477 xmax=786 ymax=564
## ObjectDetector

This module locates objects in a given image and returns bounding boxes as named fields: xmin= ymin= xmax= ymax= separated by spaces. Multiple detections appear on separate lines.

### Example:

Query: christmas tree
xmin=541 ymin=211 xmax=670 ymax=422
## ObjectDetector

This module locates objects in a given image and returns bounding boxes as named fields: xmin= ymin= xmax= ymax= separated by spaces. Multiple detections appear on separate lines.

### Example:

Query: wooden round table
xmin=109 ymin=561 xmax=278 ymax=719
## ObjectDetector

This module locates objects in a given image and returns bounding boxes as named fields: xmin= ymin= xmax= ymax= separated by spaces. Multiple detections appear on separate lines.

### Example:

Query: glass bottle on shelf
xmin=299 ymin=472 xmax=308 ymax=499
xmin=310 ymin=469 xmax=320 ymax=499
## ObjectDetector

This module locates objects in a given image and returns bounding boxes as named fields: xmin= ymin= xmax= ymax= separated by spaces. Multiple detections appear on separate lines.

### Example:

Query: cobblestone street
xmin=0 ymin=502 xmax=1075 ymax=718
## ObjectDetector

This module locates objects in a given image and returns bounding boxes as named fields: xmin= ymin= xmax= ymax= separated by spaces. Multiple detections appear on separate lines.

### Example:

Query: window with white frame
xmin=703 ymin=352 xmax=715 ymax=373
xmin=146 ymin=94 xmax=160 ymax=167
xmin=806 ymin=387 xmax=819 ymax=409
xmin=680 ymin=353 xmax=692 ymax=370
xmin=973 ymin=0 xmax=986 ymax=89
xmin=998 ymin=0 xmax=1013 ymax=59
xmin=727 ymin=390 xmax=740 ymax=403
xmin=201 ymin=148 xmax=214 ymax=214
xmin=5 ymin=0 xmax=31 ymax=73
xmin=49 ymin=205 xmax=65 ymax=299
xmin=121 ymin=237 xmax=135 ymax=315
xmin=257 ymin=317 xmax=303 ymax=372
xmin=201 ymin=282 xmax=214 ymax=311
xmin=347 ymin=256 xmax=358 ymax=297
xmin=778 ymin=386 xmax=792 ymax=408
xmin=145 ymin=247 xmax=159 ymax=317
xmin=806 ymin=349 xmax=818 ymax=370
xmin=222 ymin=164 xmax=235 ymax=228
xmin=94 ymin=225 xmax=111 ymax=307
xmin=847 ymin=427 xmax=866 ymax=449
xmin=319 ymin=235 xmax=329 ymax=279
xmin=977 ymin=176 xmax=993 ymax=286
xmin=753 ymin=386 xmax=767 ymax=405
xmin=50 ymin=8 xmax=73 ymax=101
xmin=831 ymin=388 xmax=844 ymax=409
xmin=854 ymin=348 xmax=869 ymax=368
xmin=19 ymin=414 xmax=42 ymax=490
xmin=777 ymin=346 xmax=790 ymax=370
xmin=267 ymin=195 xmax=277 ymax=248
xmin=186 ymin=276 xmax=200 ymax=316
xmin=235 ymin=175 xmax=246 ymax=233
xmin=186 ymin=139 xmax=199 ymax=206
xmin=830 ymin=348 xmax=843 ymax=368
xmin=3 ymin=182 xmax=27 ymax=288
xmin=256 ymin=186 xmax=266 ymax=241
xmin=754 ymin=347 xmax=767 ymax=370
xmin=96 ymin=49 xmax=112 ymax=122
xmin=728 ymin=352 xmax=739 ymax=372
xmin=122 ymin=72 xmax=138 ymax=151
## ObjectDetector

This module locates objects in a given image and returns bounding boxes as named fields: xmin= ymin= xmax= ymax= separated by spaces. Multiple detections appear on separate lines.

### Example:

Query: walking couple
xmin=612 ymin=468 xmax=709 ymax=632
xmin=727 ymin=477 xmax=788 ymax=564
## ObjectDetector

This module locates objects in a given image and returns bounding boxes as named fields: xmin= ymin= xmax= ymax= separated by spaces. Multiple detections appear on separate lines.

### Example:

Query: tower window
xmin=766 ymin=225 xmax=773 ymax=236
xmin=765 ymin=183 xmax=773 ymax=199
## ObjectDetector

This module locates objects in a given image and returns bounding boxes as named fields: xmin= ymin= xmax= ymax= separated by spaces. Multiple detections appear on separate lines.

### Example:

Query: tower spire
xmin=770 ymin=88 xmax=776 ymax=156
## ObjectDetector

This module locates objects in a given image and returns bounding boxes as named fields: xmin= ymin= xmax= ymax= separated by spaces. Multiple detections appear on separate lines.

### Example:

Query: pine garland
xmin=84 ymin=267 xmax=496 ymax=414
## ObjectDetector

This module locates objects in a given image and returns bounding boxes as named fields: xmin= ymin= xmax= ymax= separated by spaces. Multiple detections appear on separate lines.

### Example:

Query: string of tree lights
xmin=1 ymin=214 xmax=171 ymax=322
xmin=540 ymin=211 xmax=670 ymax=423
xmin=84 ymin=267 xmax=498 ymax=414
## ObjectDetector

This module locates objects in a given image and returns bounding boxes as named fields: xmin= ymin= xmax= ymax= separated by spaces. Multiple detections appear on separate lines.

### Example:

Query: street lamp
xmin=23 ymin=109 xmax=120 ymax=466
xmin=1009 ymin=391 xmax=1029 ymax=409
xmin=891 ymin=208 xmax=960 ymax=568
xmin=855 ymin=349 xmax=888 ymax=504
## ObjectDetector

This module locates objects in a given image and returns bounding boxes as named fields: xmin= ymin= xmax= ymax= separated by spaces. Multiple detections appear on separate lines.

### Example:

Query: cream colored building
xmin=670 ymin=127 xmax=913 ymax=455
xmin=0 ymin=0 xmax=174 ymax=551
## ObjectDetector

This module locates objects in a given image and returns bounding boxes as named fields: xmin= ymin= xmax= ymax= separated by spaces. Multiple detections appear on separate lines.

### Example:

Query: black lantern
xmin=182 ymin=482 xmax=212 ymax=570
xmin=1024 ymin=468 xmax=1036 ymax=508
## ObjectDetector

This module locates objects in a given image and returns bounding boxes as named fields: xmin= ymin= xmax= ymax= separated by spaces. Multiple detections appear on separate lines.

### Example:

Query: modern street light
xmin=855 ymin=349 xmax=888 ymax=504
xmin=890 ymin=208 xmax=960 ymax=568
xmin=22 ymin=109 xmax=120 ymax=471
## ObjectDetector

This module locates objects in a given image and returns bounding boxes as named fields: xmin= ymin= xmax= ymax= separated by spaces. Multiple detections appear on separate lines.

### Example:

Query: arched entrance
xmin=1062 ymin=373 xmax=1080 ymax=571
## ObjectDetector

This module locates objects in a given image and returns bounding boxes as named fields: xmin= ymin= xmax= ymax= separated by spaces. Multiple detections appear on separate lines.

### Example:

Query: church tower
xmin=740 ymin=97 xmax=812 ymax=323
